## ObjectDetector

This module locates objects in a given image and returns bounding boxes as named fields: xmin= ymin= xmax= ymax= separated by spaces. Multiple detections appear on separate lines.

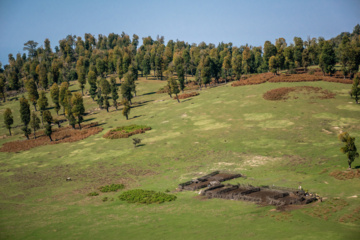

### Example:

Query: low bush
xmin=118 ymin=189 xmax=177 ymax=204
xmin=87 ymin=192 xmax=99 ymax=196
xmin=174 ymin=92 xmax=199 ymax=99
xmin=103 ymin=125 xmax=151 ymax=139
xmin=99 ymin=183 xmax=125 ymax=192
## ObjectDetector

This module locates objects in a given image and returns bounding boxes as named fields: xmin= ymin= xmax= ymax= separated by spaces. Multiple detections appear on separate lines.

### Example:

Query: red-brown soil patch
xmin=0 ymin=122 xmax=103 ymax=152
xmin=174 ymin=92 xmax=199 ymax=100
xmin=329 ymin=169 xmax=360 ymax=180
xmin=263 ymin=86 xmax=336 ymax=101
xmin=232 ymin=70 xmax=353 ymax=87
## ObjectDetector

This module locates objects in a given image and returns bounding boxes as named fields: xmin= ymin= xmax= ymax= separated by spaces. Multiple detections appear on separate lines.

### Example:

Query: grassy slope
xmin=0 ymin=76 xmax=359 ymax=239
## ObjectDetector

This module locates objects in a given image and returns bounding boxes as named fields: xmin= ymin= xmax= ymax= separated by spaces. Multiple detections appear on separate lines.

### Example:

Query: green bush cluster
xmin=110 ymin=125 xmax=151 ymax=133
xmin=99 ymin=184 xmax=125 ymax=192
xmin=118 ymin=189 xmax=177 ymax=204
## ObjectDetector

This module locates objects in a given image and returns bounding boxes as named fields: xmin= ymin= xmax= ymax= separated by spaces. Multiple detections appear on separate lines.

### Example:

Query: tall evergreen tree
xmin=3 ymin=108 xmax=14 ymax=136
xmin=26 ymin=79 xmax=39 ymax=111
xmin=110 ymin=77 xmax=119 ymax=110
xmin=37 ymin=91 xmax=48 ymax=126
xmin=319 ymin=41 xmax=336 ymax=76
xmin=87 ymin=70 xmax=97 ymax=101
xmin=30 ymin=111 xmax=41 ymax=139
xmin=59 ymin=82 xmax=69 ymax=114
xmin=50 ymin=83 xmax=61 ymax=115
xmin=71 ymin=93 xmax=85 ymax=129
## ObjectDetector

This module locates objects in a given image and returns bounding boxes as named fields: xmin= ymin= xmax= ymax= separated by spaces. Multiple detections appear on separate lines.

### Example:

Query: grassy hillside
xmin=0 ymin=76 xmax=359 ymax=239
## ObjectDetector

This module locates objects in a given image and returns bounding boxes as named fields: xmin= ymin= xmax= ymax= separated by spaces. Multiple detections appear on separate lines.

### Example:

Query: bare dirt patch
xmin=0 ymin=123 xmax=103 ymax=152
xmin=263 ymin=86 xmax=336 ymax=101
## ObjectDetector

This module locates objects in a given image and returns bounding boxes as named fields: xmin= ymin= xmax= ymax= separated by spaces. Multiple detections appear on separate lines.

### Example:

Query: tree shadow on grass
xmin=142 ymin=92 xmax=156 ymax=96
xmin=83 ymin=118 xmax=96 ymax=122
xmin=131 ymin=115 xmax=142 ymax=119
xmin=136 ymin=144 xmax=145 ymax=148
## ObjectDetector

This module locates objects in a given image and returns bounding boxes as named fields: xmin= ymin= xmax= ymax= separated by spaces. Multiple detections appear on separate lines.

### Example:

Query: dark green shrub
xmin=87 ymin=192 xmax=99 ymax=196
xmin=118 ymin=189 xmax=177 ymax=204
xmin=102 ymin=197 xmax=108 ymax=202
xmin=99 ymin=184 xmax=125 ymax=192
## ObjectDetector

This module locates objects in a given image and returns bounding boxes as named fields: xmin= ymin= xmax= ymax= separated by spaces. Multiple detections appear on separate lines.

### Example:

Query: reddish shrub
xmin=329 ymin=169 xmax=360 ymax=180
xmin=174 ymin=92 xmax=199 ymax=100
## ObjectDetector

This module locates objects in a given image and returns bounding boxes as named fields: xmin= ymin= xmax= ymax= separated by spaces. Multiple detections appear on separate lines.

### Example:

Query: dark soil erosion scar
xmin=178 ymin=171 xmax=243 ymax=191
xmin=179 ymin=172 xmax=318 ymax=206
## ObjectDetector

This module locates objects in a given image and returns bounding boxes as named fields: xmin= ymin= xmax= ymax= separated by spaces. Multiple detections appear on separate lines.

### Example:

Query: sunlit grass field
xmin=0 ymin=74 xmax=359 ymax=239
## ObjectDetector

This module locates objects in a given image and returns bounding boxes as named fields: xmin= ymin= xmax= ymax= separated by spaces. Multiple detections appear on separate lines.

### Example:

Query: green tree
xmin=351 ymin=75 xmax=360 ymax=104
xmin=20 ymin=97 xmax=31 ymax=139
xmin=59 ymin=82 xmax=69 ymax=114
xmin=71 ymin=92 xmax=85 ymax=129
xmin=0 ymin=75 xmax=6 ymax=102
xmin=77 ymin=67 xmax=86 ymax=95
xmin=50 ymin=83 xmax=61 ymax=115
xmin=3 ymin=108 xmax=14 ymax=136
xmin=96 ymin=58 xmax=105 ymax=77
xmin=110 ymin=77 xmax=119 ymax=110
xmin=142 ymin=53 xmax=151 ymax=80
xmin=169 ymin=77 xmax=180 ymax=103
xmin=122 ymin=99 xmax=131 ymax=120
xmin=26 ymin=79 xmax=39 ymax=111
xmin=45 ymin=123 xmax=53 ymax=141
xmin=269 ymin=56 xmax=278 ymax=75
xmin=30 ymin=111 xmax=41 ymax=139
xmin=338 ymin=132 xmax=359 ymax=169
xmin=338 ymin=35 xmax=351 ymax=78
xmin=43 ymin=110 xmax=53 ymax=124
xmin=302 ymin=48 xmax=310 ymax=71
xmin=222 ymin=55 xmax=231 ymax=82
xmin=87 ymin=70 xmax=97 ymax=101
xmin=37 ymin=91 xmax=48 ymax=126
xmin=121 ymin=73 xmax=134 ymax=104
xmin=23 ymin=40 xmax=38 ymax=58
xmin=319 ymin=41 xmax=336 ymax=76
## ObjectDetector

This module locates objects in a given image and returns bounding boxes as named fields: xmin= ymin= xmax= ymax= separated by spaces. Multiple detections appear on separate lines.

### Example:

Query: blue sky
xmin=0 ymin=0 xmax=359 ymax=65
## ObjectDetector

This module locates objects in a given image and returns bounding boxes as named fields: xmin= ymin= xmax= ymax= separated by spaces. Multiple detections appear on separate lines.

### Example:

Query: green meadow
xmin=0 ymin=77 xmax=359 ymax=239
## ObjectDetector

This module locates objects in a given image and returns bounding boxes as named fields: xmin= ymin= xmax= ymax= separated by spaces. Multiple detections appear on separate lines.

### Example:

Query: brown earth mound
xmin=329 ymin=169 xmax=360 ymax=180
xmin=263 ymin=86 xmax=336 ymax=101
xmin=0 ymin=122 xmax=103 ymax=152
xmin=174 ymin=92 xmax=199 ymax=100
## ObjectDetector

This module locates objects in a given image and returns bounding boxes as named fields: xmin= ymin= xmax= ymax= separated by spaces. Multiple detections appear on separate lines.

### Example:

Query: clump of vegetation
xmin=87 ymin=192 xmax=99 ymax=196
xmin=102 ymin=197 xmax=108 ymax=202
xmin=118 ymin=189 xmax=177 ymax=204
xmin=103 ymin=125 xmax=151 ymax=139
xmin=99 ymin=184 xmax=125 ymax=192
xmin=329 ymin=169 xmax=360 ymax=180
xmin=338 ymin=132 xmax=359 ymax=169
xmin=174 ymin=92 xmax=199 ymax=100
xmin=132 ymin=138 xmax=141 ymax=148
